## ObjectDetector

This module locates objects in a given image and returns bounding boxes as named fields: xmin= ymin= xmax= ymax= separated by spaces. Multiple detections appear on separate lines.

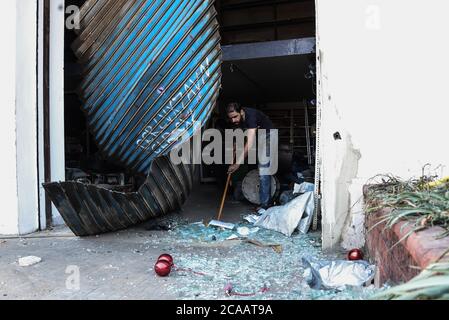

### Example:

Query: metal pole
xmin=304 ymin=101 xmax=312 ymax=166
xmin=43 ymin=0 xmax=52 ymax=227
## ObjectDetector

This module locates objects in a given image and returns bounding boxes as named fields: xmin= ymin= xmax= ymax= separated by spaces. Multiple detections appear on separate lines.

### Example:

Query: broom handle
xmin=217 ymin=173 xmax=232 ymax=221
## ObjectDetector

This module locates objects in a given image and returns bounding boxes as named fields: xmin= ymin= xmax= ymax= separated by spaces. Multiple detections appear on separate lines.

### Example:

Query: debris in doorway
xmin=347 ymin=249 xmax=364 ymax=261
xmin=253 ymin=191 xmax=315 ymax=236
xmin=65 ymin=168 xmax=90 ymax=183
xmin=243 ymin=214 xmax=259 ymax=224
xmin=208 ymin=220 xmax=235 ymax=230
xmin=18 ymin=256 xmax=42 ymax=267
xmin=66 ymin=167 xmax=136 ymax=192
xmin=226 ymin=234 xmax=239 ymax=241
xmin=302 ymin=257 xmax=376 ymax=291
xmin=144 ymin=214 xmax=188 ymax=231
xmin=250 ymin=227 xmax=260 ymax=234
xmin=190 ymin=221 xmax=206 ymax=227
xmin=225 ymin=228 xmax=259 ymax=241
xmin=293 ymin=182 xmax=315 ymax=195
xmin=147 ymin=224 xmax=169 ymax=232
xmin=279 ymin=191 xmax=297 ymax=205
xmin=245 ymin=239 xmax=283 ymax=254
xmin=144 ymin=220 xmax=172 ymax=231
xmin=279 ymin=182 xmax=315 ymax=205
xmin=164 ymin=224 xmax=379 ymax=299
xmin=237 ymin=227 xmax=250 ymax=237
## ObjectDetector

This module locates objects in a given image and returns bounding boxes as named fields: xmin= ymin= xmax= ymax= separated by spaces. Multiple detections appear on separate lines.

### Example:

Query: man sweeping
xmin=225 ymin=102 xmax=277 ymax=210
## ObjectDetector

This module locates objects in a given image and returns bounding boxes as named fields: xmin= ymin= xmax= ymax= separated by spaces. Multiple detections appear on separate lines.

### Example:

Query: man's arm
xmin=228 ymin=128 xmax=257 ymax=174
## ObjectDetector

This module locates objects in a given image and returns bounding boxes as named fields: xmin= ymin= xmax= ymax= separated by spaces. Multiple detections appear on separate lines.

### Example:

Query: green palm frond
xmin=366 ymin=174 xmax=449 ymax=300
xmin=365 ymin=175 xmax=449 ymax=244
xmin=372 ymin=263 xmax=449 ymax=300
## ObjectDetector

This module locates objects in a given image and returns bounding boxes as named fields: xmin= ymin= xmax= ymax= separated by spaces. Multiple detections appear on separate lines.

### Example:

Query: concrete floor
xmin=177 ymin=181 xmax=254 ymax=222
xmin=0 ymin=183 xmax=253 ymax=300
xmin=0 ymin=183 xmax=377 ymax=300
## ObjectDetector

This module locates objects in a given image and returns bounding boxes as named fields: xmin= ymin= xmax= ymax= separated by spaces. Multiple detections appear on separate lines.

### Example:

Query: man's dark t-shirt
xmin=241 ymin=107 xmax=273 ymax=130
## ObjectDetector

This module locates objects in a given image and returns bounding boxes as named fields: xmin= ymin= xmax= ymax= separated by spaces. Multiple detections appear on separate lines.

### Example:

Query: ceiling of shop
xmin=220 ymin=53 xmax=315 ymax=103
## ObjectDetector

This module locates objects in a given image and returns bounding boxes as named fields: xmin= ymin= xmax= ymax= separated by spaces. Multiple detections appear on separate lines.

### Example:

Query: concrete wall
xmin=0 ymin=0 xmax=19 ymax=234
xmin=0 ymin=0 xmax=39 ymax=235
xmin=0 ymin=0 xmax=67 ymax=234
xmin=16 ymin=0 xmax=40 ymax=234
xmin=316 ymin=0 xmax=449 ymax=249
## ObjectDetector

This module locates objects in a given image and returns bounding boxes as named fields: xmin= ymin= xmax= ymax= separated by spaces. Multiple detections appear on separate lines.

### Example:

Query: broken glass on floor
xmin=152 ymin=221 xmax=381 ymax=300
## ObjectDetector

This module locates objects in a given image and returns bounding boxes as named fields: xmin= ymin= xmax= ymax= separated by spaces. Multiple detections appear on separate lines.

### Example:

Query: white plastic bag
xmin=254 ymin=191 xmax=315 ymax=236
xmin=302 ymin=256 xmax=376 ymax=290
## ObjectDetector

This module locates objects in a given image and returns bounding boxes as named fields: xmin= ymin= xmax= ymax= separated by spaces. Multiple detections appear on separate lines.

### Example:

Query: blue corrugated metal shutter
xmin=44 ymin=0 xmax=222 ymax=236
xmin=74 ymin=0 xmax=222 ymax=174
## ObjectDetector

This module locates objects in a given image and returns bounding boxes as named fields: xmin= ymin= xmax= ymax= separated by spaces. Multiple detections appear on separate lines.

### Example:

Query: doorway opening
xmin=59 ymin=0 xmax=318 ymax=232
xmin=200 ymin=0 xmax=318 ymax=227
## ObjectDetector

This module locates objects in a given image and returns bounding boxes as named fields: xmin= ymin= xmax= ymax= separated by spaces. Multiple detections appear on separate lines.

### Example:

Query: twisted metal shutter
xmin=44 ymin=0 xmax=222 ymax=236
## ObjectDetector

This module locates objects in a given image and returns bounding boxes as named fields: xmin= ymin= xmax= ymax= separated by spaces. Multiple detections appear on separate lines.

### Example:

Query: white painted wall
xmin=0 ymin=0 xmax=40 ymax=235
xmin=0 ymin=0 xmax=19 ymax=235
xmin=316 ymin=0 xmax=449 ymax=249
xmin=0 ymin=0 xmax=67 ymax=234
xmin=16 ymin=0 xmax=39 ymax=234
xmin=50 ymin=0 xmax=66 ymax=225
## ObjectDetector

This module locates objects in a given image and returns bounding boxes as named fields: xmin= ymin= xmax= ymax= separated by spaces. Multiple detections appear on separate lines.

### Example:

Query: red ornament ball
xmin=154 ymin=260 xmax=171 ymax=277
xmin=158 ymin=253 xmax=174 ymax=266
xmin=347 ymin=248 xmax=364 ymax=261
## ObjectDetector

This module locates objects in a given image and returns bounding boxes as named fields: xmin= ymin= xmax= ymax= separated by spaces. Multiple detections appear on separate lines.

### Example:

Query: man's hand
xmin=227 ymin=164 xmax=240 ymax=175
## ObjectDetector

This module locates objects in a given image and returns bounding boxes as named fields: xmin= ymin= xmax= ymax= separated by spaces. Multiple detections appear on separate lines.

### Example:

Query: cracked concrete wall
xmin=316 ymin=0 xmax=449 ymax=250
